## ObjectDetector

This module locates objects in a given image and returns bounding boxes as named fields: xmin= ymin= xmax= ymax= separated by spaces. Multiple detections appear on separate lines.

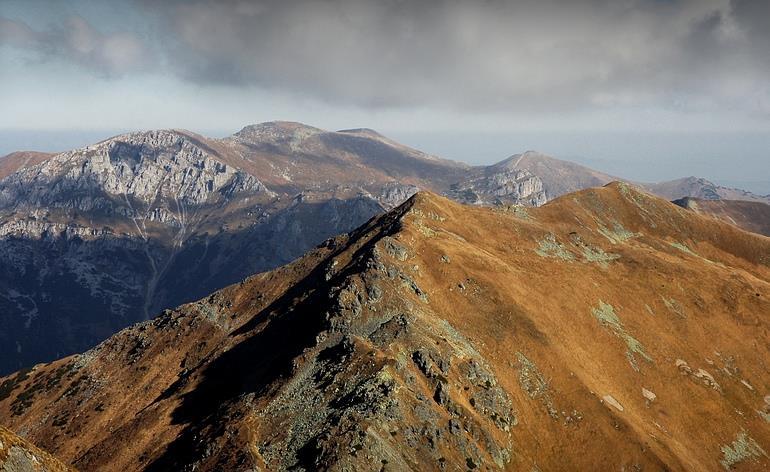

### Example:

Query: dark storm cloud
xmin=3 ymin=0 xmax=770 ymax=114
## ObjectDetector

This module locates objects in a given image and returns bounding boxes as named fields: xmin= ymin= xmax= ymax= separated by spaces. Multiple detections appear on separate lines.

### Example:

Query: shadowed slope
xmin=0 ymin=183 xmax=768 ymax=470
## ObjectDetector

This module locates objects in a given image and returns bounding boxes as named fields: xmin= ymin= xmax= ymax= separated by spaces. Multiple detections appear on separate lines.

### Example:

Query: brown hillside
xmin=0 ymin=182 xmax=768 ymax=471
xmin=674 ymin=197 xmax=770 ymax=237
xmin=218 ymin=121 xmax=470 ymax=196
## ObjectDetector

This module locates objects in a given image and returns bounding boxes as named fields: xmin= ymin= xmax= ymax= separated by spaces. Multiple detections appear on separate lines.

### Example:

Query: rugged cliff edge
xmin=0 ymin=183 xmax=768 ymax=471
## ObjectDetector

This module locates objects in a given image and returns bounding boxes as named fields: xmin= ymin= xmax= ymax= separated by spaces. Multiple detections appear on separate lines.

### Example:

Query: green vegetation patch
xmin=598 ymin=222 xmax=637 ymax=244
xmin=591 ymin=301 xmax=652 ymax=371
xmin=662 ymin=297 xmax=687 ymax=319
xmin=618 ymin=182 xmax=646 ymax=206
xmin=515 ymin=352 xmax=558 ymax=419
xmin=617 ymin=182 xmax=657 ymax=222
xmin=511 ymin=206 xmax=531 ymax=220
xmin=409 ymin=208 xmax=446 ymax=221
xmin=669 ymin=241 xmax=698 ymax=257
xmin=644 ymin=304 xmax=654 ymax=316
xmin=535 ymin=234 xmax=575 ymax=261
xmin=720 ymin=431 xmax=767 ymax=470
xmin=582 ymin=245 xmax=620 ymax=268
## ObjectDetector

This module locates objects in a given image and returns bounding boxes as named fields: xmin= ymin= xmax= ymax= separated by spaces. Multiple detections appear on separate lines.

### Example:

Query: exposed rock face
xmin=0 ymin=130 xmax=269 ymax=212
xmin=449 ymin=168 xmax=547 ymax=206
xmin=379 ymin=182 xmax=420 ymax=209
xmin=0 ymin=185 xmax=768 ymax=471
xmin=496 ymin=151 xmax=617 ymax=200
xmin=0 ymin=426 xmax=72 ymax=471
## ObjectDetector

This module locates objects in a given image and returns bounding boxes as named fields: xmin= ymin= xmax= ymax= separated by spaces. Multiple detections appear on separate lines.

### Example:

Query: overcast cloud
xmin=0 ymin=14 xmax=152 ymax=76
xmin=1 ymin=0 xmax=769 ymax=114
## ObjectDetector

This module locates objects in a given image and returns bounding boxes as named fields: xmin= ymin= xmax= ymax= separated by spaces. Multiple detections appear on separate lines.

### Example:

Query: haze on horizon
xmin=1 ymin=0 xmax=769 ymax=191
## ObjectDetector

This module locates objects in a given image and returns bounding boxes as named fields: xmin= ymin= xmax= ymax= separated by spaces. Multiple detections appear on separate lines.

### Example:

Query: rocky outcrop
xmin=0 ymin=426 xmax=72 ymax=471
xmin=379 ymin=182 xmax=420 ymax=209
xmin=449 ymin=169 xmax=547 ymax=206
xmin=0 ymin=130 xmax=270 ymax=217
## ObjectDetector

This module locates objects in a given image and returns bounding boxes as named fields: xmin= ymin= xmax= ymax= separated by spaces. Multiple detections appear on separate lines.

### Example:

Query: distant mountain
xmin=674 ymin=197 xmax=770 ymax=237
xmin=494 ymin=150 xmax=618 ymax=199
xmin=495 ymin=151 xmax=770 ymax=205
xmin=1 ymin=184 xmax=768 ymax=470
xmin=221 ymin=121 xmax=471 ymax=200
xmin=647 ymin=176 xmax=770 ymax=204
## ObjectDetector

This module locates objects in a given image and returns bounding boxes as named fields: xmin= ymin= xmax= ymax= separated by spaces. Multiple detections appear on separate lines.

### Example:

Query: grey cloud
xmin=136 ymin=0 xmax=770 ymax=114
xmin=4 ymin=0 xmax=770 ymax=115
xmin=0 ymin=15 xmax=152 ymax=76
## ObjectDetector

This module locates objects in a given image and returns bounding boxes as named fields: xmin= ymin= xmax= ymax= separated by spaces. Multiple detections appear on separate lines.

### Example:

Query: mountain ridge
xmin=0 ymin=123 xmax=767 ymax=375
xmin=0 ymin=183 xmax=768 ymax=470
xmin=7 ymin=126 xmax=765 ymax=206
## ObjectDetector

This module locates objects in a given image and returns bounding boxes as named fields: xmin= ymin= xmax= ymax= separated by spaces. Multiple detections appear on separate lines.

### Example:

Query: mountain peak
xmin=0 ymin=127 xmax=270 ymax=214
xmin=232 ymin=121 xmax=326 ymax=142
xmin=335 ymin=127 xmax=385 ymax=138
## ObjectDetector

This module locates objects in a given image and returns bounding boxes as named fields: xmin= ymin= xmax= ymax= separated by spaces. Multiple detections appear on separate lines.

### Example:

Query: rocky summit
xmin=0 ymin=183 xmax=767 ymax=471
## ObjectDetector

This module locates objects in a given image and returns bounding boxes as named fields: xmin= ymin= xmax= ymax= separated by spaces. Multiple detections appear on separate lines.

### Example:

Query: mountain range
xmin=0 ymin=121 xmax=768 ymax=376
xmin=0 ymin=184 xmax=768 ymax=470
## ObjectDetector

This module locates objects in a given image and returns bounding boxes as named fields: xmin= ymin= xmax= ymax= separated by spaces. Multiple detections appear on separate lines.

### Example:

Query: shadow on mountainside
xmin=0 ymin=196 xmax=383 ymax=375
xmin=144 ymin=201 xmax=409 ymax=471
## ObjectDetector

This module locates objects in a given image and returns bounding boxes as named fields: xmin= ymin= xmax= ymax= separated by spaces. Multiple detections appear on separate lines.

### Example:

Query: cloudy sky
xmin=1 ymin=0 xmax=768 ymax=189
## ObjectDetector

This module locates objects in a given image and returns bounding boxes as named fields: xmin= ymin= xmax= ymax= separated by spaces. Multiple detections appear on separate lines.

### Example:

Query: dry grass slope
xmin=0 ymin=182 xmax=767 ymax=471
